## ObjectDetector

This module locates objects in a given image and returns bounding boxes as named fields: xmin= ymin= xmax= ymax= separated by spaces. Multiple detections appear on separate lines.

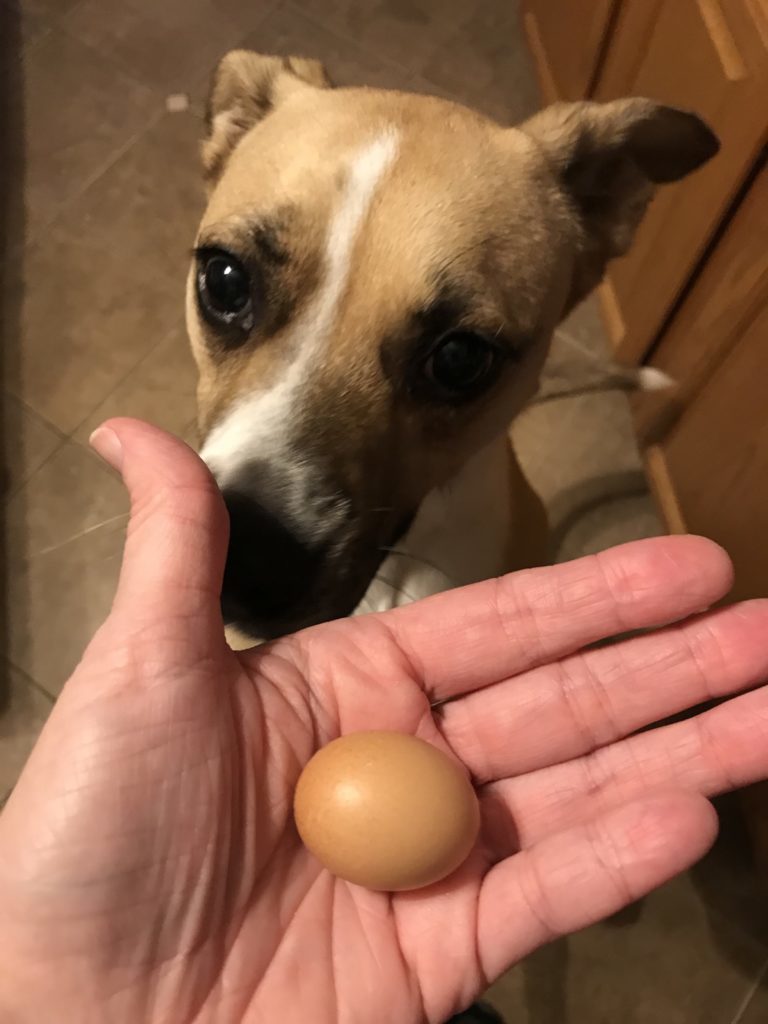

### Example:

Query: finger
xmin=476 ymin=791 xmax=716 ymax=982
xmin=483 ymin=683 xmax=768 ymax=856
xmin=90 ymin=418 xmax=228 ymax=643
xmin=442 ymin=600 xmax=768 ymax=782
xmin=385 ymin=535 xmax=732 ymax=702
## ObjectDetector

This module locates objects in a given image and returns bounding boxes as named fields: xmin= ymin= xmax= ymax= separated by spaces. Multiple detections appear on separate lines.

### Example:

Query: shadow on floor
xmin=691 ymin=794 xmax=768 ymax=961
xmin=0 ymin=0 xmax=28 ymax=717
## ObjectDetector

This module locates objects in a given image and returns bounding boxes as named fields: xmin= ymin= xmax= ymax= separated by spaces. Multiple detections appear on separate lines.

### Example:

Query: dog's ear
xmin=203 ymin=50 xmax=332 ymax=185
xmin=519 ymin=98 xmax=719 ymax=301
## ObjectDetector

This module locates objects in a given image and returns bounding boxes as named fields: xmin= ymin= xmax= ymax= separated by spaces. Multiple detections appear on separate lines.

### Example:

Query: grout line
xmin=57 ymin=13 xmax=210 ymax=107
xmin=731 ymin=956 xmax=768 ymax=1024
xmin=19 ymin=677 xmax=55 ymax=708
xmin=8 ymin=17 xmax=176 ymax=257
xmin=3 ymin=435 xmax=68 ymax=499
xmin=4 ymin=659 xmax=55 ymax=707
xmin=12 ymin=394 xmax=69 ymax=443
xmin=2 ymin=444 xmax=68 ymax=501
xmin=56 ymin=4 xmax=179 ymax=99
xmin=15 ymin=0 xmax=281 ymax=257
xmin=2 ymin=394 xmax=70 ymax=497
xmin=17 ymin=101 xmax=168 ymax=253
xmin=65 ymin=319 xmax=189 ymax=444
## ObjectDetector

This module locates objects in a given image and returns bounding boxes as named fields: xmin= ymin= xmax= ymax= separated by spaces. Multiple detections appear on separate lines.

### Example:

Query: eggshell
xmin=293 ymin=730 xmax=480 ymax=891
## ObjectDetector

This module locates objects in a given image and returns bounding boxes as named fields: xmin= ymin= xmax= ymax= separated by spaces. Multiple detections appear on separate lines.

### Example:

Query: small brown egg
xmin=293 ymin=730 xmax=480 ymax=891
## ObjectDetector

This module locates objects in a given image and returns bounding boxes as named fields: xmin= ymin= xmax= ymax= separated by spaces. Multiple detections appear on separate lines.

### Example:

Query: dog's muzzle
xmin=220 ymin=487 xmax=328 ymax=635
xmin=213 ymin=451 xmax=418 ymax=639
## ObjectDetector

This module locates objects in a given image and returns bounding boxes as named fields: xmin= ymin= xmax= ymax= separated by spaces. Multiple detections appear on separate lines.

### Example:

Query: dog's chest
xmin=354 ymin=437 xmax=514 ymax=614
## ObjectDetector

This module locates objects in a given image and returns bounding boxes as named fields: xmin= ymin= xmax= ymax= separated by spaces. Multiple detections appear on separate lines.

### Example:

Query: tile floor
xmin=0 ymin=0 xmax=766 ymax=1019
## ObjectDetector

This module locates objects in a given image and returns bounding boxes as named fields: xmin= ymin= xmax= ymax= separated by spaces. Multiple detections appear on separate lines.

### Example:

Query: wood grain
xmin=633 ymin=163 xmax=768 ymax=442
xmin=595 ymin=0 xmax=768 ymax=364
xmin=520 ymin=0 xmax=616 ymax=100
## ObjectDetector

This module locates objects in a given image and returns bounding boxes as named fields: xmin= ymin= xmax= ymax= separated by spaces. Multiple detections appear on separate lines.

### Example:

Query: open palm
xmin=1 ymin=419 xmax=767 ymax=1024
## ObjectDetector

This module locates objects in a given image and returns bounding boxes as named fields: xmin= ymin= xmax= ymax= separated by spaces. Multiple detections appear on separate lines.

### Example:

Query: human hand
xmin=1 ymin=419 xmax=767 ymax=1024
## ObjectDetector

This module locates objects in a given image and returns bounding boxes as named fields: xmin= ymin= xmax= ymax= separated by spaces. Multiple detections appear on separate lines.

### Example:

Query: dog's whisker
xmin=30 ymin=512 xmax=130 ymax=558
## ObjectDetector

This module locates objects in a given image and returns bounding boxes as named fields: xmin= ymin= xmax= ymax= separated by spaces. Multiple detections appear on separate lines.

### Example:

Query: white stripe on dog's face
xmin=200 ymin=130 xmax=399 ymax=538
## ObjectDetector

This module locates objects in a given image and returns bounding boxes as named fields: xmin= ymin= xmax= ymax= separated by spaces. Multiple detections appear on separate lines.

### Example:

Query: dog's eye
xmin=196 ymin=249 xmax=253 ymax=330
xmin=423 ymin=332 xmax=500 ymax=398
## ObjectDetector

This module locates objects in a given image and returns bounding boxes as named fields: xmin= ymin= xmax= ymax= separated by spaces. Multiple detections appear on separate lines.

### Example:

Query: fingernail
xmin=89 ymin=426 xmax=123 ymax=472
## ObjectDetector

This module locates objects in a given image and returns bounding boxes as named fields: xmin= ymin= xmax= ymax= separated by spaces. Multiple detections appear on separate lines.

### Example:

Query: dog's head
xmin=188 ymin=51 xmax=718 ymax=638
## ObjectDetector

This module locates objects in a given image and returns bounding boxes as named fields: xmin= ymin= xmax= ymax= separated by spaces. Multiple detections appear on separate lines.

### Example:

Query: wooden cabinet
xmin=521 ymin=1 xmax=768 ymax=596
xmin=661 ymin=307 xmax=768 ymax=596
xmin=594 ymin=0 xmax=768 ymax=363
xmin=641 ymin=163 xmax=768 ymax=603
xmin=522 ymin=0 xmax=768 ymax=600
xmin=521 ymin=0 xmax=768 ymax=365
xmin=522 ymin=0 xmax=617 ymax=102
xmin=522 ymin=1 xmax=768 ymax=864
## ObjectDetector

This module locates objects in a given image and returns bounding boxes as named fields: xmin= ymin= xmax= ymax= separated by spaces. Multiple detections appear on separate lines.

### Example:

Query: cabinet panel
xmin=634 ymin=162 xmax=768 ymax=445
xmin=594 ymin=0 xmax=768 ymax=363
xmin=657 ymin=301 xmax=768 ymax=603
xmin=521 ymin=0 xmax=616 ymax=101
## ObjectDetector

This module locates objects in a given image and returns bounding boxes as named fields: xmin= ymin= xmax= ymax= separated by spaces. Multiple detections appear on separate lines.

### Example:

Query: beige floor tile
xmin=5 ymin=440 xmax=125 ymax=565
xmin=420 ymin=2 xmax=539 ymax=124
xmin=5 ymin=439 xmax=127 ymax=695
xmin=486 ymin=867 xmax=767 ymax=1024
xmin=242 ymin=4 xmax=415 ymax=91
xmin=1 ymin=394 xmax=64 ymax=497
xmin=5 ymin=109 xmax=205 ymax=434
xmin=0 ymin=664 xmax=53 ymax=796
xmin=63 ymin=0 xmax=279 ymax=96
xmin=73 ymin=323 xmax=199 ymax=446
xmin=7 ymin=29 xmax=158 ymax=242
xmin=288 ymin=0 xmax=480 ymax=75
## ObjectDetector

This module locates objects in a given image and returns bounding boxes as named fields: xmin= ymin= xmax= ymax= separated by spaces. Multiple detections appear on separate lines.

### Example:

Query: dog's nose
xmin=220 ymin=488 xmax=324 ymax=627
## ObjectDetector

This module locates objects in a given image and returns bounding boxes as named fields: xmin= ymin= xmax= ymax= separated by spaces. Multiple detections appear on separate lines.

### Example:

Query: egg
xmin=293 ymin=730 xmax=480 ymax=891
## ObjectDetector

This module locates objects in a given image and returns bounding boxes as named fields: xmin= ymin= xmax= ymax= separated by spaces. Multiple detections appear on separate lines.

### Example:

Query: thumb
xmin=90 ymin=418 xmax=229 ymax=644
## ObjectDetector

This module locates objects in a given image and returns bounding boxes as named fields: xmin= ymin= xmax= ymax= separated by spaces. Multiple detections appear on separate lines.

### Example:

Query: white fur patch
xmin=201 ymin=130 xmax=400 ymax=539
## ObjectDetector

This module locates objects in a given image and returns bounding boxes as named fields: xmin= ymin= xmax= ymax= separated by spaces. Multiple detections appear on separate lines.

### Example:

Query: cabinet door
xmin=652 ymin=300 xmax=768 ymax=603
xmin=594 ymin=0 xmax=768 ymax=364
xmin=634 ymin=161 xmax=768 ymax=446
xmin=521 ymin=0 xmax=617 ymax=101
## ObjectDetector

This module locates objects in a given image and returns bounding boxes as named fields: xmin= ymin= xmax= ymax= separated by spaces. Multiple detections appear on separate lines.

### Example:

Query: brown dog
xmin=186 ymin=52 xmax=718 ymax=643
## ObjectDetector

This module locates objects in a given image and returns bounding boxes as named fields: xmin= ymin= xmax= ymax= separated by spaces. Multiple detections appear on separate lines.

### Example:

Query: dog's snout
xmin=221 ymin=488 xmax=323 ymax=630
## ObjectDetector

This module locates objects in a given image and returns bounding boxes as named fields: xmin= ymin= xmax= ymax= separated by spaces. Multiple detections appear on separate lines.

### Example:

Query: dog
xmin=187 ymin=51 xmax=719 ymax=646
